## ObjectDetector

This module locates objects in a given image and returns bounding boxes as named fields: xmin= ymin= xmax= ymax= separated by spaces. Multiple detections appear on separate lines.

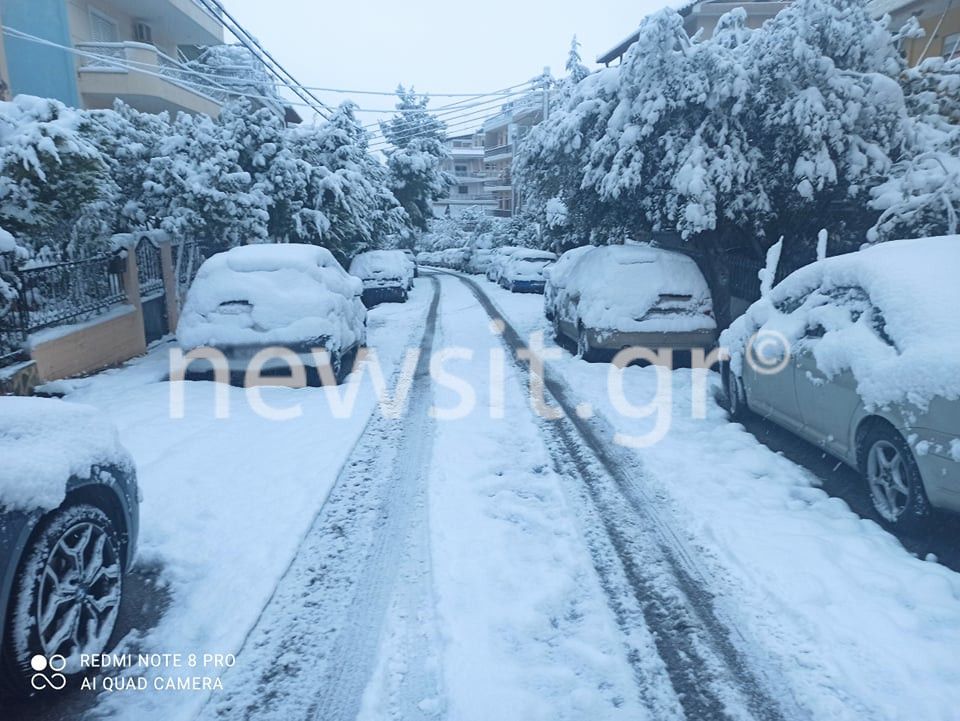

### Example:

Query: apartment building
xmin=0 ymin=0 xmax=292 ymax=119
xmin=870 ymin=0 xmax=960 ymax=65
xmin=598 ymin=0 xmax=792 ymax=65
xmin=481 ymin=92 xmax=545 ymax=218
xmin=433 ymin=131 xmax=498 ymax=218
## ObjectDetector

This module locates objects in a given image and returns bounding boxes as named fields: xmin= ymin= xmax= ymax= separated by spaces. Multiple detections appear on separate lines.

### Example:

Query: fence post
xmin=160 ymin=238 xmax=180 ymax=331
xmin=123 ymin=245 xmax=147 ymax=351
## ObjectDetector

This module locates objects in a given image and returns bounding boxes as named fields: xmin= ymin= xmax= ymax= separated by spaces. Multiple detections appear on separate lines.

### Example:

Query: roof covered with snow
xmin=177 ymin=243 xmax=365 ymax=352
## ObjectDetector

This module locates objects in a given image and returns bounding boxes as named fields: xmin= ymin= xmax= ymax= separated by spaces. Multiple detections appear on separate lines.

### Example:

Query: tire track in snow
xmin=196 ymin=276 xmax=444 ymax=721
xmin=448 ymin=270 xmax=805 ymax=721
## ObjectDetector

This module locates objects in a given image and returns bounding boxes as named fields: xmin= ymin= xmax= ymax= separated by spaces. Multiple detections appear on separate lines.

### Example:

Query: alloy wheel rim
xmin=36 ymin=520 xmax=122 ymax=671
xmin=867 ymin=440 xmax=910 ymax=521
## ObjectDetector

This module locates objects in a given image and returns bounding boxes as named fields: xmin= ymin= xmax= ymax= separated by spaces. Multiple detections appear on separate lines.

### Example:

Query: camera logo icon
xmin=30 ymin=654 xmax=67 ymax=691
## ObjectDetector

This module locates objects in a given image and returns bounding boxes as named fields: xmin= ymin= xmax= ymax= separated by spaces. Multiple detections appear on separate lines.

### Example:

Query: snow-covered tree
xmin=0 ymin=96 xmax=116 ymax=259
xmin=380 ymin=87 xmax=451 ymax=232
xmin=868 ymin=56 xmax=960 ymax=241
xmin=144 ymin=107 xmax=270 ymax=252
xmin=0 ymin=225 xmax=28 ymax=328
xmin=84 ymin=100 xmax=170 ymax=234
xmin=518 ymin=0 xmax=919 ymax=259
xmin=288 ymin=102 xmax=408 ymax=259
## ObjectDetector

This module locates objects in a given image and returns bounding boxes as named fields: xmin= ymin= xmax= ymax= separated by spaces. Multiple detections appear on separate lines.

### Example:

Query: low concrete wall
xmin=29 ymin=305 xmax=146 ymax=381
xmin=8 ymin=236 xmax=193 ymax=385
xmin=27 ymin=249 xmax=147 ymax=382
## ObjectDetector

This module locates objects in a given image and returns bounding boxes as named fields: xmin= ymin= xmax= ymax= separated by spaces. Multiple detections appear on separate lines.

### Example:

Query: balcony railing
xmin=484 ymin=144 xmax=513 ymax=159
xmin=76 ymin=41 xmax=230 ymax=104
xmin=447 ymin=193 xmax=497 ymax=202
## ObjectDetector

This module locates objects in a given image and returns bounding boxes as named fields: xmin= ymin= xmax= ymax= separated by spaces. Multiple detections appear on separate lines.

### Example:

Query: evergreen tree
xmin=0 ymin=96 xmax=116 ymax=259
xmin=380 ymin=86 xmax=451 ymax=232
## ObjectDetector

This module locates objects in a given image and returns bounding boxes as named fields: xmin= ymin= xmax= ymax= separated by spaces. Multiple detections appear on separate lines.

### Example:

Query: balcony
xmin=76 ymin=41 xmax=224 ymax=116
xmin=484 ymin=144 xmax=513 ymax=161
xmin=483 ymin=172 xmax=512 ymax=191
xmin=118 ymin=0 xmax=223 ymax=46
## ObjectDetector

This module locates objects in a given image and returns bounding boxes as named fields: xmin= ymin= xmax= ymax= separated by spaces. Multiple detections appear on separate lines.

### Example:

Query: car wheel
xmin=3 ymin=504 xmax=123 ymax=694
xmin=576 ymin=325 xmax=595 ymax=362
xmin=861 ymin=426 xmax=930 ymax=531
xmin=721 ymin=362 xmax=749 ymax=420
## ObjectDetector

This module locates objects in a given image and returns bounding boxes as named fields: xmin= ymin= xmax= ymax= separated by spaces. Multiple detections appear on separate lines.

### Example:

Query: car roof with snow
xmin=567 ymin=244 xmax=710 ymax=296
xmin=177 ymin=243 xmax=364 ymax=351
xmin=509 ymin=249 xmax=557 ymax=262
xmin=349 ymin=249 xmax=412 ymax=279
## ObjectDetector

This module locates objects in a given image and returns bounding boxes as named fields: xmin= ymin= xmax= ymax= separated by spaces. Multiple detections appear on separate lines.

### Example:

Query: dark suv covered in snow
xmin=0 ymin=397 xmax=140 ymax=696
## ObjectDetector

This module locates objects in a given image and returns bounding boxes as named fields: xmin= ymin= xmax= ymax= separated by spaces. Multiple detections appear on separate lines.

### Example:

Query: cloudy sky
xmin=222 ymin=1 xmax=673 ymax=130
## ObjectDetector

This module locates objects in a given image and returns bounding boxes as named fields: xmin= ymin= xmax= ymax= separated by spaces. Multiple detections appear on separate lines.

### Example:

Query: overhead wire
xmin=193 ymin=0 xmax=333 ymax=118
xmin=0 ymin=26 xmax=315 ymax=113
xmin=1 ymin=25 xmax=541 ymax=153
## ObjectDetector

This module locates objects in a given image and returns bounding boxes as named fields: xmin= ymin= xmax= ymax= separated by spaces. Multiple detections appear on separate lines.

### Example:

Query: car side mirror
xmin=805 ymin=323 xmax=826 ymax=339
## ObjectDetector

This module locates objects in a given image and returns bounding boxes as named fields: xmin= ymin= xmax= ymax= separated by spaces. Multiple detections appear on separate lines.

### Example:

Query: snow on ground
xmin=57 ymin=282 xmax=434 ymax=721
xmin=481 ymin=276 xmax=960 ymax=721
xmin=393 ymin=276 xmax=650 ymax=721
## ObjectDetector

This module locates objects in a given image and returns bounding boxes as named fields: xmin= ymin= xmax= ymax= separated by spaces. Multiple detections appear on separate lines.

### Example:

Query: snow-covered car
xmin=498 ymin=249 xmax=557 ymax=293
xmin=553 ymin=244 xmax=717 ymax=361
xmin=720 ymin=235 xmax=960 ymax=531
xmin=401 ymin=248 xmax=418 ymax=277
xmin=0 ymin=397 xmax=139 ymax=696
xmin=177 ymin=244 xmax=367 ymax=382
xmin=417 ymin=248 xmax=468 ymax=271
xmin=544 ymin=245 xmax=597 ymax=321
xmin=485 ymin=247 xmax=524 ymax=283
xmin=464 ymin=248 xmax=495 ymax=276
xmin=350 ymin=250 xmax=413 ymax=305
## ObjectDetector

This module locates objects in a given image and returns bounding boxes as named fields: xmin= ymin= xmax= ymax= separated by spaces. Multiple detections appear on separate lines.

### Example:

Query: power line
xmin=194 ymin=0 xmax=332 ymax=118
xmin=1 ymin=25 xmax=541 ymax=154
xmin=1 ymin=26 xmax=311 ymax=113
xmin=285 ymin=80 xmax=535 ymax=98
xmin=369 ymin=92 xmax=544 ymax=150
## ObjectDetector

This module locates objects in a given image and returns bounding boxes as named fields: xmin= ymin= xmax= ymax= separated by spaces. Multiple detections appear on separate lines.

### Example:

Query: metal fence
xmin=6 ymin=255 xmax=126 ymax=335
xmin=726 ymin=254 xmax=764 ymax=302
xmin=175 ymin=241 xmax=204 ymax=290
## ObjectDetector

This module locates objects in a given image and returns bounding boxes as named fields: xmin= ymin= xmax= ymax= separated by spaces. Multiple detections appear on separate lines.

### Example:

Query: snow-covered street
xmin=7 ymin=269 xmax=960 ymax=721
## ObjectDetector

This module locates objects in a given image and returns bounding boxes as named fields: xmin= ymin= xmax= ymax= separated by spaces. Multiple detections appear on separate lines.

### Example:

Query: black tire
xmin=721 ymin=362 xmax=750 ymax=420
xmin=860 ymin=425 xmax=930 ymax=532
xmin=2 ymin=504 xmax=123 ymax=696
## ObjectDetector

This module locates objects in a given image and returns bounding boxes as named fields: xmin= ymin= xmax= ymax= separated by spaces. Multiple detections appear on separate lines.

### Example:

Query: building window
xmin=945 ymin=32 xmax=960 ymax=60
xmin=458 ymin=186 xmax=469 ymax=194
xmin=90 ymin=9 xmax=119 ymax=43
xmin=454 ymin=164 xmax=467 ymax=173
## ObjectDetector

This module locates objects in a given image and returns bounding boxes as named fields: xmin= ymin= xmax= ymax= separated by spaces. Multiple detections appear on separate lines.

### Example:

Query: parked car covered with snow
xmin=401 ymin=248 xmax=418 ymax=277
xmin=0 ymin=397 xmax=139 ymax=696
xmin=499 ymin=249 xmax=557 ymax=293
xmin=350 ymin=249 xmax=413 ymax=305
xmin=553 ymin=244 xmax=716 ymax=361
xmin=464 ymin=248 xmax=495 ymax=276
xmin=720 ymin=235 xmax=960 ymax=531
xmin=177 ymin=244 xmax=367 ymax=381
xmin=417 ymin=248 xmax=468 ymax=271
xmin=544 ymin=245 xmax=597 ymax=320
xmin=485 ymin=247 xmax=524 ymax=284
